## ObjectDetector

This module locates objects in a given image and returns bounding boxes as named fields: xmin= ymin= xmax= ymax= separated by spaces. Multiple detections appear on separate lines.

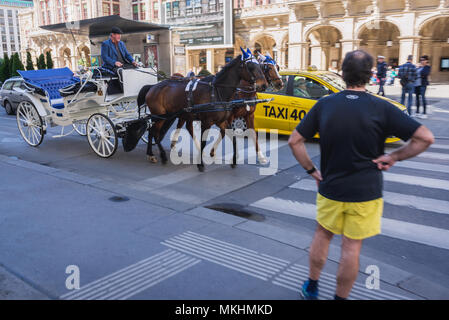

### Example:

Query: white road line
xmin=384 ymin=172 xmax=449 ymax=191
xmin=394 ymin=160 xmax=449 ymax=174
xmin=110 ymin=260 xmax=201 ymax=300
xmin=430 ymin=144 xmax=449 ymax=150
xmin=185 ymin=231 xmax=289 ymax=267
xmin=92 ymin=256 xmax=200 ymax=300
xmin=61 ymin=249 xmax=182 ymax=299
xmin=251 ymin=197 xmax=449 ymax=250
xmin=174 ymin=234 xmax=284 ymax=272
xmin=162 ymin=242 xmax=268 ymax=281
xmin=417 ymin=151 xmax=449 ymax=161
xmin=290 ymin=179 xmax=449 ymax=215
xmin=77 ymin=254 xmax=188 ymax=300
xmin=162 ymin=238 xmax=275 ymax=279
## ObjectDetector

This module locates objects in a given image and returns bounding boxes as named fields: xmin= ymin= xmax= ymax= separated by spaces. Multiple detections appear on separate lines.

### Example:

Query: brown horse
xmin=144 ymin=52 xmax=268 ymax=171
xmin=171 ymin=54 xmax=284 ymax=164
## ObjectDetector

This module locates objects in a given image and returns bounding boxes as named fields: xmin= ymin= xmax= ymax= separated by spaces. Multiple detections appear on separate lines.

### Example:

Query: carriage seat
xmin=18 ymin=68 xmax=80 ymax=110
xmin=91 ymin=67 xmax=118 ymax=80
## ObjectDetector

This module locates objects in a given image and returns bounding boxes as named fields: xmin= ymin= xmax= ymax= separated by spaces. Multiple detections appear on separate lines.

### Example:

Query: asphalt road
xmin=0 ymin=91 xmax=448 ymax=300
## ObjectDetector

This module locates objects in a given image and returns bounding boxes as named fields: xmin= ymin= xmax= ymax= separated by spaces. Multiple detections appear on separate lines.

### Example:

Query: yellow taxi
xmin=255 ymin=70 xmax=406 ymax=143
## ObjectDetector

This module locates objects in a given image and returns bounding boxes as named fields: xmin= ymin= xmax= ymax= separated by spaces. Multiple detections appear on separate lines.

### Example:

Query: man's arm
xmin=288 ymin=130 xmax=322 ymax=185
xmin=373 ymin=125 xmax=434 ymax=170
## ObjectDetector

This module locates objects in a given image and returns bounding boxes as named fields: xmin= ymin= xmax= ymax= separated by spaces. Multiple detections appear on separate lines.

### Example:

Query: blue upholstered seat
xmin=18 ymin=68 xmax=80 ymax=110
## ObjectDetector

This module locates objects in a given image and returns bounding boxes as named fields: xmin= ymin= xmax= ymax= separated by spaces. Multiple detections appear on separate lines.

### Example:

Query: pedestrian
xmin=398 ymin=55 xmax=418 ymax=115
xmin=376 ymin=56 xmax=387 ymax=96
xmin=415 ymin=55 xmax=431 ymax=119
xmin=288 ymin=50 xmax=434 ymax=300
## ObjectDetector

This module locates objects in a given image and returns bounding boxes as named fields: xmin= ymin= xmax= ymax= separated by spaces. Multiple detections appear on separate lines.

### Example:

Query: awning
xmin=40 ymin=15 xmax=169 ymax=37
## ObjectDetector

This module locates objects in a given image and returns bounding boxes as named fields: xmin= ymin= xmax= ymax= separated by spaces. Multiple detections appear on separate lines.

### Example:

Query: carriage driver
xmin=101 ymin=26 xmax=138 ymax=74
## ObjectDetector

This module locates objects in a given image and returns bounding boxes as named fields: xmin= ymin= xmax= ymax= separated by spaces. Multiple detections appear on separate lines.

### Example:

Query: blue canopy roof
xmin=18 ymin=67 xmax=75 ymax=82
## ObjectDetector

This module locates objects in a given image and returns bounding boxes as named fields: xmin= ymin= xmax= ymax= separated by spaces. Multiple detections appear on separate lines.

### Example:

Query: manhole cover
xmin=205 ymin=203 xmax=265 ymax=222
xmin=109 ymin=196 xmax=130 ymax=202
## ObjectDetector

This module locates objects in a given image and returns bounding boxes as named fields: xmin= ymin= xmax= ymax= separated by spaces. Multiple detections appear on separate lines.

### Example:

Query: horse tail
xmin=137 ymin=84 xmax=154 ymax=107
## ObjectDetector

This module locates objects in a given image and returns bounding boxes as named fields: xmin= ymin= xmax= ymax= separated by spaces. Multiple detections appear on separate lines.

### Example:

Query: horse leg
xmin=197 ymin=123 xmax=208 ymax=172
xmin=248 ymin=113 xmax=267 ymax=164
xmin=185 ymin=120 xmax=202 ymax=153
xmin=231 ymin=134 xmax=237 ymax=169
xmin=171 ymin=118 xmax=184 ymax=150
xmin=147 ymin=121 xmax=164 ymax=163
xmin=210 ymin=122 xmax=227 ymax=158
xmin=157 ymin=117 xmax=177 ymax=164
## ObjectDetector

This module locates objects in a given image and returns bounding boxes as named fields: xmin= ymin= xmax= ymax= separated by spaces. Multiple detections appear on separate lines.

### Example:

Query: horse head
xmin=258 ymin=53 xmax=284 ymax=91
xmin=239 ymin=47 xmax=268 ymax=92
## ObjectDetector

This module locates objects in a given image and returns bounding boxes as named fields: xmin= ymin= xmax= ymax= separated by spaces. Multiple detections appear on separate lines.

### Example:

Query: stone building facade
xmin=235 ymin=0 xmax=449 ymax=82
xmin=18 ymin=0 xmax=132 ymax=69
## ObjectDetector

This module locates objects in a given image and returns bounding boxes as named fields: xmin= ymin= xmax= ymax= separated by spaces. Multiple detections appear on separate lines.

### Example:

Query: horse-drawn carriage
xmin=15 ymin=66 xmax=157 ymax=158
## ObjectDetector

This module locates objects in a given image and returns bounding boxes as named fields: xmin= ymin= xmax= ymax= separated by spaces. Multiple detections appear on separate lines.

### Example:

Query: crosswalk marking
xmin=251 ymin=196 xmax=449 ymax=250
xmin=430 ymin=144 xmax=449 ymax=150
xmin=417 ymin=151 xmax=449 ymax=161
xmin=161 ymin=231 xmax=289 ymax=281
xmin=60 ymin=249 xmax=200 ymax=300
xmin=394 ymin=160 xmax=449 ymax=174
xmin=290 ymin=179 xmax=449 ymax=215
xmin=384 ymin=172 xmax=449 ymax=191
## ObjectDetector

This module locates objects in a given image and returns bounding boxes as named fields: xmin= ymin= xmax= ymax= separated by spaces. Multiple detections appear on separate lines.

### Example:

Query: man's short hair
xmin=420 ymin=55 xmax=429 ymax=61
xmin=407 ymin=55 xmax=413 ymax=61
xmin=342 ymin=50 xmax=374 ymax=87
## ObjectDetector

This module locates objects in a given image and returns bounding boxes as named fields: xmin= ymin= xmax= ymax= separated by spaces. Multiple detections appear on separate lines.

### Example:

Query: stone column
xmin=399 ymin=37 xmax=419 ymax=64
xmin=310 ymin=44 xmax=323 ymax=70
xmin=206 ymin=48 xmax=215 ymax=73
xmin=287 ymin=6 xmax=305 ymax=69
xmin=340 ymin=39 xmax=355 ymax=59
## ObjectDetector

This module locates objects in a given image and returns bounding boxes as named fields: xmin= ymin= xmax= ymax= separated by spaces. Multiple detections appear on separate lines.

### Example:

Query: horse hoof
xmin=161 ymin=157 xmax=168 ymax=164
xmin=231 ymin=164 xmax=237 ymax=169
xmin=210 ymin=151 xmax=215 ymax=158
xmin=147 ymin=155 xmax=158 ymax=163
xmin=170 ymin=142 xmax=176 ymax=149
xmin=259 ymin=157 xmax=268 ymax=165
xmin=197 ymin=165 xmax=205 ymax=172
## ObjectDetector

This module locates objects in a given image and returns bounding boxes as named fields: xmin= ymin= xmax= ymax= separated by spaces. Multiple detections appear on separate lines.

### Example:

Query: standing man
xmin=398 ymin=55 xmax=417 ymax=115
xmin=376 ymin=55 xmax=387 ymax=96
xmin=101 ymin=27 xmax=138 ymax=74
xmin=415 ymin=55 xmax=431 ymax=119
xmin=288 ymin=50 xmax=434 ymax=300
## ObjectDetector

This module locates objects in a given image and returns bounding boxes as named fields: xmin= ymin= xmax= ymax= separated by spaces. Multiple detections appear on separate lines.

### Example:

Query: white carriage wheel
xmin=72 ymin=120 xmax=87 ymax=136
xmin=16 ymin=101 xmax=44 ymax=147
xmin=87 ymin=113 xmax=118 ymax=158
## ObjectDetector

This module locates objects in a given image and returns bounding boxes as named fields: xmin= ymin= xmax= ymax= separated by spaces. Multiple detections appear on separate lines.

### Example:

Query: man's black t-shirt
xmin=296 ymin=90 xmax=421 ymax=202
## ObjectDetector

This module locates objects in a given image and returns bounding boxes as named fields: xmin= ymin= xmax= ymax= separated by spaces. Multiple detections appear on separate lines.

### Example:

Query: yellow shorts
xmin=316 ymin=193 xmax=384 ymax=240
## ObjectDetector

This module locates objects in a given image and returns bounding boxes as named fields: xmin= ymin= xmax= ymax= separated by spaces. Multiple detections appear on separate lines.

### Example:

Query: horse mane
xmin=213 ymin=55 xmax=242 ymax=83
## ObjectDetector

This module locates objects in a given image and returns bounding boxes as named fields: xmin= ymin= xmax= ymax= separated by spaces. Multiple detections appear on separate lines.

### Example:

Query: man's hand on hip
xmin=311 ymin=170 xmax=323 ymax=187
xmin=372 ymin=154 xmax=396 ymax=171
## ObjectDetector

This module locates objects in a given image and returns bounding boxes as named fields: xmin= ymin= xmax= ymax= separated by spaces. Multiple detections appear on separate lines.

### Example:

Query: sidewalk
xmin=367 ymin=83 xmax=449 ymax=99
xmin=1 ymin=154 xmax=448 ymax=300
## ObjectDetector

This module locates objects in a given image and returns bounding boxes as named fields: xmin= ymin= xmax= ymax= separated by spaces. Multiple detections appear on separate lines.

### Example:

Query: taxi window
xmin=292 ymin=76 xmax=331 ymax=100
xmin=264 ymin=75 xmax=288 ymax=95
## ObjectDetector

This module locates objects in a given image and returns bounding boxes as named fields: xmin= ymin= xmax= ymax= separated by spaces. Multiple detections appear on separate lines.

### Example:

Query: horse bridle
xmin=262 ymin=62 xmax=281 ymax=86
